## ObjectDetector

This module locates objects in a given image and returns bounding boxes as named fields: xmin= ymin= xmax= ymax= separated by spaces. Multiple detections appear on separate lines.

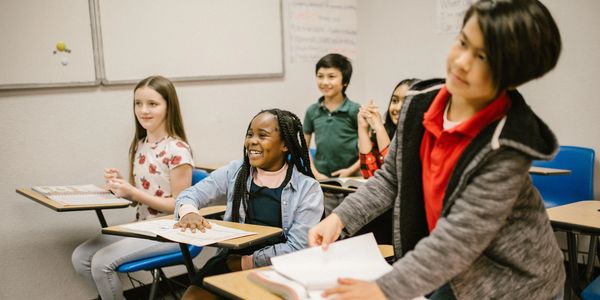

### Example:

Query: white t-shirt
xmin=133 ymin=136 xmax=193 ymax=221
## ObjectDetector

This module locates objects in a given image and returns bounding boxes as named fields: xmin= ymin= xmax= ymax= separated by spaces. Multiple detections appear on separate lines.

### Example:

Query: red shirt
xmin=420 ymin=86 xmax=511 ymax=232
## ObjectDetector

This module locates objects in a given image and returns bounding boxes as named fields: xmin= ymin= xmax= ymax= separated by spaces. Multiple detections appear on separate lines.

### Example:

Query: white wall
xmin=0 ymin=1 xmax=598 ymax=299
xmin=358 ymin=0 xmax=600 ymax=195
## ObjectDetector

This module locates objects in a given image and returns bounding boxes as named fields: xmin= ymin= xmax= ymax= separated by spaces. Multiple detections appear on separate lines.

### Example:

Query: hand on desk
xmin=323 ymin=278 xmax=386 ymax=300
xmin=174 ymin=213 xmax=212 ymax=233
xmin=308 ymin=213 xmax=344 ymax=250
xmin=331 ymin=167 xmax=356 ymax=178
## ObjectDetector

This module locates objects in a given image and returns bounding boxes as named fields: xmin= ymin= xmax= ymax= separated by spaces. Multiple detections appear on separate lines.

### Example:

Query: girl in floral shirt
xmin=72 ymin=75 xmax=193 ymax=300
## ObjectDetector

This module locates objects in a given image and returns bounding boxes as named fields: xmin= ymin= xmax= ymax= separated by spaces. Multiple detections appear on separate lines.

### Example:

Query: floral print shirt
xmin=133 ymin=136 xmax=192 ymax=221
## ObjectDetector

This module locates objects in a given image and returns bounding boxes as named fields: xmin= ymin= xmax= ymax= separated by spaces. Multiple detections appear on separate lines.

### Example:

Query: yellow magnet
xmin=56 ymin=41 xmax=66 ymax=52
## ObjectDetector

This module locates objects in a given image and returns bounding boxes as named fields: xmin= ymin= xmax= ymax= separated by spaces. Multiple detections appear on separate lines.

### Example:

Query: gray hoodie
xmin=334 ymin=79 xmax=565 ymax=299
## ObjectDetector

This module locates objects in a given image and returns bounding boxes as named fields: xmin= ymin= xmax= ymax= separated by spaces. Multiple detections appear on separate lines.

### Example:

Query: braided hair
xmin=231 ymin=109 xmax=313 ymax=222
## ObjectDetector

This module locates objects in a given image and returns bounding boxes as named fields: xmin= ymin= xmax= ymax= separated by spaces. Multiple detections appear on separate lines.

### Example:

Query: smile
xmin=248 ymin=150 xmax=263 ymax=157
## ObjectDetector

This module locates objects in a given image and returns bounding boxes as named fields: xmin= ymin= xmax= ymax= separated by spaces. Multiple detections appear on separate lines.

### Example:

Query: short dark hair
xmin=315 ymin=53 xmax=353 ymax=94
xmin=464 ymin=0 xmax=561 ymax=91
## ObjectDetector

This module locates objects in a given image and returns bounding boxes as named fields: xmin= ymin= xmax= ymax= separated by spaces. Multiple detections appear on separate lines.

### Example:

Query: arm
xmin=252 ymin=179 xmax=325 ymax=267
xmin=309 ymin=130 xmax=401 ymax=247
xmin=331 ymin=159 xmax=360 ymax=178
xmin=105 ymin=164 xmax=192 ymax=213
xmin=174 ymin=160 xmax=237 ymax=220
xmin=376 ymin=150 xmax=531 ymax=299
xmin=365 ymin=103 xmax=391 ymax=153
xmin=304 ymin=132 xmax=328 ymax=180
xmin=357 ymin=105 xmax=373 ymax=155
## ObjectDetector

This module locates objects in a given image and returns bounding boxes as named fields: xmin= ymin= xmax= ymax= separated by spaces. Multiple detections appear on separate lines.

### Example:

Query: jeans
xmin=72 ymin=234 xmax=179 ymax=300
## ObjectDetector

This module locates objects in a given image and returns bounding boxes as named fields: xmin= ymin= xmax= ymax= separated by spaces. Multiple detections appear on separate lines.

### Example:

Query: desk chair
xmin=531 ymin=145 xmax=594 ymax=208
xmin=583 ymin=275 xmax=600 ymax=300
xmin=532 ymin=146 xmax=596 ymax=297
xmin=117 ymin=168 xmax=210 ymax=300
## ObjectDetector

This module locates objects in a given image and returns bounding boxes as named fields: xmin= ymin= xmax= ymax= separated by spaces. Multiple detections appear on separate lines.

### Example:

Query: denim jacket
xmin=175 ymin=159 xmax=324 ymax=267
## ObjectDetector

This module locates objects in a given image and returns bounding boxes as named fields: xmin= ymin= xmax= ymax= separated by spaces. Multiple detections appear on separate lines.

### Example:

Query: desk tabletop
xmin=319 ymin=183 xmax=358 ymax=194
xmin=16 ymin=187 xmax=131 ymax=212
xmin=547 ymin=200 xmax=600 ymax=234
xmin=529 ymin=166 xmax=571 ymax=175
xmin=102 ymin=208 xmax=283 ymax=250
xmin=204 ymin=244 xmax=395 ymax=300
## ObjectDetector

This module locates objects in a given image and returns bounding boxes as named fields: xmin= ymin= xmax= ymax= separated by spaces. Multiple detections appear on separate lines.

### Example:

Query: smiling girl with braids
xmin=173 ymin=109 xmax=324 ymax=300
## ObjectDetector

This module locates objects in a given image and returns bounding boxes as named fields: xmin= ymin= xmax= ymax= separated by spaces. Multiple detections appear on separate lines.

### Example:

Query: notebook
xmin=32 ymin=184 xmax=130 ymax=206
xmin=318 ymin=177 xmax=366 ymax=189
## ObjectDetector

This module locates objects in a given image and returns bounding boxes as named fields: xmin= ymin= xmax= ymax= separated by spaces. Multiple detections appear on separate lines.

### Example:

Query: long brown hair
xmin=128 ymin=75 xmax=189 ymax=184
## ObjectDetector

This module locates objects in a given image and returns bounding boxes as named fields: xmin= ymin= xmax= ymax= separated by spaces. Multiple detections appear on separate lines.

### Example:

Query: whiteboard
xmin=0 ymin=0 xmax=99 ymax=90
xmin=96 ymin=0 xmax=284 ymax=84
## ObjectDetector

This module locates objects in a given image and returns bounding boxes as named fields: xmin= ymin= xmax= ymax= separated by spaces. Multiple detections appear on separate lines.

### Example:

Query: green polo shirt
xmin=303 ymin=96 xmax=360 ymax=176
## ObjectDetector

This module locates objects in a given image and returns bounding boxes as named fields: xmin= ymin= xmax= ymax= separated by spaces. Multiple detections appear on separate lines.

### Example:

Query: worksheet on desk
xmin=121 ymin=220 xmax=256 ymax=246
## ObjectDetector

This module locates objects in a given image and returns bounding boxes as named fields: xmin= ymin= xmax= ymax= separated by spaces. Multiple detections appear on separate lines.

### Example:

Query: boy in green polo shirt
xmin=303 ymin=53 xmax=360 ymax=214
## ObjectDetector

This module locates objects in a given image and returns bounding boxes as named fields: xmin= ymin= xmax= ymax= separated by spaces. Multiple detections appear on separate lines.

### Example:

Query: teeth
xmin=249 ymin=150 xmax=261 ymax=155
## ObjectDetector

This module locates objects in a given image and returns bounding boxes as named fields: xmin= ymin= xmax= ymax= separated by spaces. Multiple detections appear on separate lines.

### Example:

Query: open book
xmin=318 ymin=177 xmax=366 ymax=189
xmin=120 ymin=219 xmax=256 ymax=247
xmin=249 ymin=233 xmax=425 ymax=300
xmin=32 ymin=184 xmax=130 ymax=206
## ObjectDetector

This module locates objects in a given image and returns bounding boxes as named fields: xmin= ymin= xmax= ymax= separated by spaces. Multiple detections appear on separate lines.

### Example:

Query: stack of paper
xmin=248 ymin=233 xmax=427 ymax=300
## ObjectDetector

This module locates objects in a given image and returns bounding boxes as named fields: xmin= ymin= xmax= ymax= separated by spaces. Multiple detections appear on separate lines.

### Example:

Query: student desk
xmin=203 ymin=245 xmax=395 ymax=300
xmin=102 ymin=210 xmax=282 ymax=280
xmin=320 ymin=167 xmax=569 ymax=195
xmin=547 ymin=201 xmax=600 ymax=296
xmin=319 ymin=183 xmax=358 ymax=195
xmin=16 ymin=187 xmax=130 ymax=228
xmin=529 ymin=166 xmax=571 ymax=175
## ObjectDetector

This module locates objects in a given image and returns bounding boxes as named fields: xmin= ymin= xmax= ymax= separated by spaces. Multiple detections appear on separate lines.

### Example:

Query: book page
xmin=158 ymin=222 xmax=257 ymax=247
xmin=47 ymin=194 xmax=130 ymax=206
xmin=120 ymin=219 xmax=257 ymax=246
xmin=32 ymin=184 xmax=130 ymax=206
xmin=319 ymin=177 xmax=366 ymax=188
xmin=271 ymin=233 xmax=392 ymax=290
xmin=120 ymin=219 xmax=175 ymax=237
xmin=33 ymin=184 xmax=107 ymax=195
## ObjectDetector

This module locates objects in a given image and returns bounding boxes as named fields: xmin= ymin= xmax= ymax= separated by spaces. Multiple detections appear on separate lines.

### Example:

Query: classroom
xmin=0 ymin=0 xmax=599 ymax=299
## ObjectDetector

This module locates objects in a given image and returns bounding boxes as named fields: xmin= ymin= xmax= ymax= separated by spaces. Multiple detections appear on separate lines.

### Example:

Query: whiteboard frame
xmin=0 ymin=0 xmax=101 ymax=91
xmin=95 ymin=0 xmax=285 ymax=86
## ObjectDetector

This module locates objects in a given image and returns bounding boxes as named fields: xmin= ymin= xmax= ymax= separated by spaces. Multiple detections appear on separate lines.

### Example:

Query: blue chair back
xmin=583 ymin=274 xmax=600 ymax=300
xmin=192 ymin=168 xmax=209 ymax=185
xmin=531 ymin=145 xmax=595 ymax=208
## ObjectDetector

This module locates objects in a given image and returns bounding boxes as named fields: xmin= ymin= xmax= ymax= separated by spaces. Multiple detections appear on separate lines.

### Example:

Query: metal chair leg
xmin=158 ymin=269 xmax=179 ymax=300
xmin=585 ymin=235 xmax=598 ymax=282
xmin=148 ymin=269 xmax=160 ymax=300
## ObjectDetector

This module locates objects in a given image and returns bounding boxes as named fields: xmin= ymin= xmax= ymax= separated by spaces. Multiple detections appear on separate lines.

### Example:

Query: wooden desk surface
xmin=204 ymin=245 xmax=395 ymax=300
xmin=547 ymin=200 xmax=600 ymax=234
xmin=16 ymin=187 xmax=131 ymax=212
xmin=102 ymin=207 xmax=283 ymax=250
xmin=529 ymin=166 xmax=571 ymax=175
xmin=319 ymin=183 xmax=358 ymax=194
